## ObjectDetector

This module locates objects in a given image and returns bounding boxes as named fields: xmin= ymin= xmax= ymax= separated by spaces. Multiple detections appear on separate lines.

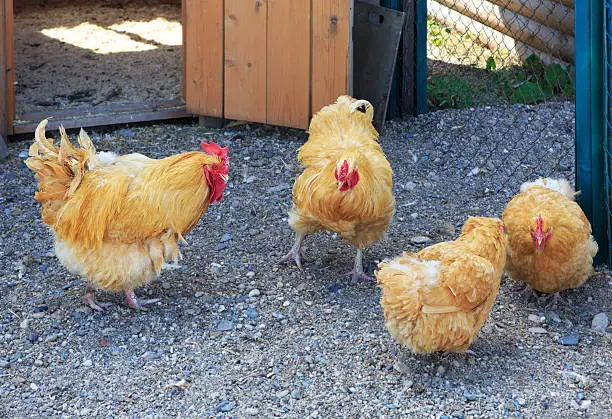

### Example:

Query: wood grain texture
xmin=183 ymin=0 xmax=224 ymax=117
xmin=0 ymin=0 xmax=15 ymax=137
xmin=311 ymin=0 xmax=352 ymax=116
xmin=224 ymin=0 xmax=267 ymax=123
xmin=266 ymin=1 xmax=310 ymax=129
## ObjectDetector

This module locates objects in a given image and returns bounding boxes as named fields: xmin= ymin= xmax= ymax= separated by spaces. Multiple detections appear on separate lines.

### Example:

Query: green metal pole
xmin=575 ymin=0 xmax=608 ymax=265
xmin=415 ymin=0 xmax=427 ymax=114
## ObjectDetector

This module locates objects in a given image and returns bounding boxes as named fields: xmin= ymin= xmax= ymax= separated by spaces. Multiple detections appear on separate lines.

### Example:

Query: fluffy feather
xmin=288 ymin=95 xmax=395 ymax=249
xmin=503 ymin=177 xmax=597 ymax=293
xmin=25 ymin=119 xmax=228 ymax=306
xmin=377 ymin=217 xmax=507 ymax=353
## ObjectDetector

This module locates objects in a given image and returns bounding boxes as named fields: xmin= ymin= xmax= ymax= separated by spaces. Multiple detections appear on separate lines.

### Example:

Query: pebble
xmin=248 ymin=289 xmax=261 ymax=298
xmin=561 ymin=333 xmax=579 ymax=345
xmin=45 ymin=333 xmax=61 ymax=343
xmin=283 ymin=300 xmax=290 ymax=307
xmin=464 ymin=393 xmax=479 ymax=402
xmin=82 ymin=359 xmax=93 ymax=367
xmin=143 ymin=351 xmax=163 ymax=361
xmin=209 ymin=263 xmax=223 ymax=276
xmin=578 ymin=400 xmax=592 ymax=410
xmin=245 ymin=408 xmax=260 ymax=416
xmin=528 ymin=327 xmax=547 ymax=334
xmin=393 ymin=360 xmax=410 ymax=374
xmin=217 ymin=400 xmax=235 ymax=412
xmin=411 ymin=236 xmax=432 ymax=244
xmin=216 ymin=320 xmax=234 ymax=331
xmin=277 ymin=390 xmax=289 ymax=398
xmin=436 ymin=365 xmax=446 ymax=376
xmin=528 ymin=314 xmax=543 ymax=323
xmin=27 ymin=331 xmax=39 ymax=343
xmin=266 ymin=183 xmax=290 ymax=194
xmin=291 ymin=389 xmax=302 ymax=399
xmin=0 ymin=360 xmax=9 ymax=368
xmin=220 ymin=233 xmax=233 ymax=243
xmin=591 ymin=313 xmax=608 ymax=332
xmin=30 ymin=383 xmax=38 ymax=391
xmin=245 ymin=308 xmax=258 ymax=319
xmin=437 ymin=221 xmax=455 ymax=236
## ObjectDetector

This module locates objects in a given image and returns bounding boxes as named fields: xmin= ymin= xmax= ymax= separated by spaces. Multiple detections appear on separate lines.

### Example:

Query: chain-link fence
xmin=418 ymin=0 xmax=576 ymax=213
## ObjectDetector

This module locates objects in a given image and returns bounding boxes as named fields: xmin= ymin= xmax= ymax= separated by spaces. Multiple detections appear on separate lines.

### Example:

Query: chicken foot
xmin=124 ymin=289 xmax=161 ymax=311
xmin=348 ymin=248 xmax=374 ymax=282
xmin=279 ymin=232 xmax=306 ymax=270
xmin=82 ymin=282 xmax=112 ymax=312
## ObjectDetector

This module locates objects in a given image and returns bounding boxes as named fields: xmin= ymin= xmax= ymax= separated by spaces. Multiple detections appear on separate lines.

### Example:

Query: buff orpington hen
xmin=281 ymin=95 xmax=395 ymax=282
xmin=502 ymin=178 xmax=598 ymax=304
xmin=376 ymin=217 xmax=507 ymax=353
xmin=25 ymin=119 xmax=229 ymax=310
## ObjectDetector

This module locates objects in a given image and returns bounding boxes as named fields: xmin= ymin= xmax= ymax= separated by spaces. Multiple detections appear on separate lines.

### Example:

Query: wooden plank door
xmin=266 ymin=1 xmax=311 ymax=129
xmin=0 ymin=0 xmax=14 ymax=139
xmin=224 ymin=0 xmax=267 ymax=123
xmin=311 ymin=0 xmax=352 ymax=116
xmin=183 ymin=0 xmax=224 ymax=117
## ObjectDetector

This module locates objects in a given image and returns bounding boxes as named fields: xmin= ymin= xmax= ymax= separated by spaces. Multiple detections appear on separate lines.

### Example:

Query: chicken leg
xmin=279 ymin=232 xmax=306 ymax=270
xmin=349 ymin=248 xmax=373 ymax=282
xmin=124 ymin=289 xmax=161 ymax=311
xmin=82 ymin=281 xmax=112 ymax=312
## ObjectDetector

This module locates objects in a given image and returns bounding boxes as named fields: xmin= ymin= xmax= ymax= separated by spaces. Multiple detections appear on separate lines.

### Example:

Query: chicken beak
xmin=536 ymin=237 xmax=544 ymax=248
xmin=337 ymin=180 xmax=344 ymax=190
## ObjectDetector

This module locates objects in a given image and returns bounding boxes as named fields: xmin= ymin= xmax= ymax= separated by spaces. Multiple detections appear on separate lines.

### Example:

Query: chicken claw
xmin=124 ymin=289 xmax=161 ymax=311
xmin=349 ymin=249 xmax=374 ymax=282
xmin=82 ymin=281 xmax=112 ymax=311
xmin=279 ymin=232 xmax=306 ymax=270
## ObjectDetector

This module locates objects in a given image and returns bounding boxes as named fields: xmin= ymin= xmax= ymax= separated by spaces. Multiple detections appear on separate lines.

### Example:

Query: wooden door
xmin=224 ymin=0 xmax=267 ymax=123
xmin=0 ymin=0 xmax=14 ymax=138
xmin=183 ymin=0 xmax=224 ymax=117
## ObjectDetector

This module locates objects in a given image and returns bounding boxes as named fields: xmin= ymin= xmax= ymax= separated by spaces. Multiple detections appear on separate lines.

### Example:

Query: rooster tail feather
xmin=25 ymin=119 xmax=98 ymax=226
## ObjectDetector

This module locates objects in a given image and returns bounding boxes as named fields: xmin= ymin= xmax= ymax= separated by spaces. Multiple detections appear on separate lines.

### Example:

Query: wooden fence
xmin=428 ymin=0 xmax=575 ymax=65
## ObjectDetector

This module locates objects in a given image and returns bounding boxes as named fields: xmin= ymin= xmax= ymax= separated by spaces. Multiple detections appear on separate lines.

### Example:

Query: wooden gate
xmin=183 ymin=0 xmax=353 ymax=130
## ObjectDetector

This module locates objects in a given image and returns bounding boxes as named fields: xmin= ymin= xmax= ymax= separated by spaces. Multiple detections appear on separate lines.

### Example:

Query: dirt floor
xmin=0 ymin=102 xmax=610 ymax=417
xmin=14 ymin=0 xmax=182 ymax=117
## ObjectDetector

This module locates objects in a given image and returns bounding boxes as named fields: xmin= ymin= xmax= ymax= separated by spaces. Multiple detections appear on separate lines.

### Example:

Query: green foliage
xmin=489 ymin=54 xmax=574 ymax=105
xmin=427 ymin=19 xmax=450 ymax=47
xmin=485 ymin=56 xmax=497 ymax=72
xmin=427 ymin=74 xmax=473 ymax=109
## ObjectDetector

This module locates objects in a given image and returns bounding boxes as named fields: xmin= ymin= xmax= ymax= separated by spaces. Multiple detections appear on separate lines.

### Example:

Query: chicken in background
xmin=502 ymin=178 xmax=597 ymax=304
xmin=281 ymin=96 xmax=395 ymax=282
xmin=25 ymin=119 xmax=229 ymax=310
xmin=376 ymin=217 xmax=507 ymax=353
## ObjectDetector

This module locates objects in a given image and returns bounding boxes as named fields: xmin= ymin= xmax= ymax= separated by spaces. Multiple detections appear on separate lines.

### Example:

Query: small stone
xmin=266 ymin=183 xmax=290 ymax=194
xmin=276 ymin=390 xmax=289 ymax=398
xmin=27 ymin=331 xmax=39 ymax=343
xmin=143 ymin=351 xmax=163 ymax=361
xmin=210 ymin=263 xmax=223 ymax=276
xmin=34 ymin=359 xmax=43 ymax=367
xmin=0 ymin=360 xmax=9 ymax=368
xmin=393 ymin=360 xmax=410 ymax=374
xmin=578 ymin=400 xmax=592 ymax=410
xmin=504 ymin=400 xmax=518 ymax=412
xmin=591 ymin=313 xmax=608 ymax=332
xmin=82 ymin=359 xmax=93 ymax=367
xmin=30 ymin=383 xmax=38 ymax=391
xmin=248 ymin=289 xmax=261 ymax=298
xmin=411 ymin=236 xmax=431 ymax=244
xmin=283 ymin=300 xmax=290 ymax=307
xmin=109 ymin=347 xmax=122 ymax=356
xmin=20 ymin=319 xmax=29 ymax=330
xmin=45 ymin=333 xmax=60 ymax=343
xmin=245 ymin=308 xmax=258 ymax=319
xmin=561 ymin=333 xmax=579 ymax=345
xmin=216 ymin=400 xmax=235 ymax=412
xmin=216 ymin=320 xmax=234 ymax=331
xmin=220 ymin=233 xmax=233 ymax=243
xmin=245 ymin=408 xmax=259 ymax=416
xmin=405 ymin=181 xmax=417 ymax=190
xmin=464 ymin=393 xmax=479 ymax=402
xmin=291 ymin=389 xmax=302 ymax=399
xmin=437 ymin=221 xmax=455 ymax=236
xmin=528 ymin=327 xmax=547 ymax=334
xmin=436 ymin=365 xmax=446 ymax=376
xmin=528 ymin=314 xmax=543 ymax=323
xmin=548 ymin=311 xmax=561 ymax=323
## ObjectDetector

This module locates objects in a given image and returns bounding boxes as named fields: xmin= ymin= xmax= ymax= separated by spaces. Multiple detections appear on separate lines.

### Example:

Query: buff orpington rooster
xmin=25 ymin=119 xmax=229 ymax=310
xmin=376 ymin=217 xmax=507 ymax=353
xmin=502 ymin=178 xmax=598 ymax=304
xmin=281 ymin=96 xmax=395 ymax=282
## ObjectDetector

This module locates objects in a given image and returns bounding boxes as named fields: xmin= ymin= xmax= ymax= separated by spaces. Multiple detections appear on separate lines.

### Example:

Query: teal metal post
xmin=415 ymin=0 xmax=427 ymax=114
xmin=575 ymin=0 xmax=608 ymax=265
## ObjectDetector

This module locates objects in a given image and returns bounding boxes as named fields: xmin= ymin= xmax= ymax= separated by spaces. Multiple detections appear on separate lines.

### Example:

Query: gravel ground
xmin=0 ymin=102 xmax=610 ymax=418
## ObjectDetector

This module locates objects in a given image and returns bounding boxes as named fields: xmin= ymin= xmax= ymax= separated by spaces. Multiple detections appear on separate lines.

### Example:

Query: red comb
xmin=200 ymin=141 xmax=229 ymax=160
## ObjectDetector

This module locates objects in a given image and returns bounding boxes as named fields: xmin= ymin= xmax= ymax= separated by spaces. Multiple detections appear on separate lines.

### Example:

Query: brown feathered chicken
xmin=502 ymin=178 xmax=598 ymax=301
xmin=25 ymin=119 xmax=229 ymax=310
xmin=281 ymin=96 xmax=395 ymax=281
xmin=376 ymin=217 xmax=507 ymax=353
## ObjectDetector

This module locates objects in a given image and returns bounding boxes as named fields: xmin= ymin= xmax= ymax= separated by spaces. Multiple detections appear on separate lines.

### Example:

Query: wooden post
xmin=487 ymin=0 xmax=574 ymax=36
xmin=0 ymin=0 xmax=15 ymax=144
